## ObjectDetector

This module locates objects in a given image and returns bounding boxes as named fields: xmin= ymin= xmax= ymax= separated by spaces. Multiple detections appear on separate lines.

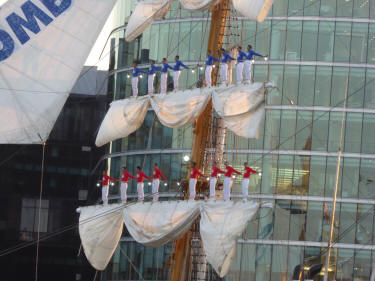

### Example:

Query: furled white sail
xmin=125 ymin=0 xmax=173 ymax=42
xmin=95 ymin=96 xmax=150 ymax=147
xmin=212 ymin=83 xmax=266 ymax=138
xmin=79 ymin=204 xmax=124 ymax=271
xmin=231 ymin=0 xmax=273 ymax=22
xmin=122 ymin=200 xmax=201 ymax=247
xmin=179 ymin=0 xmax=220 ymax=12
xmin=0 ymin=0 xmax=117 ymax=143
xmin=150 ymin=88 xmax=211 ymax=128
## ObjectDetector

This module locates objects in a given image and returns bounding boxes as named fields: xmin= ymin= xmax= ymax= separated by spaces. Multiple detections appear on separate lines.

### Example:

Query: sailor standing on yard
xmin=120 ymin=167 xmax=135 ymax=203
xmin=205 ymin=50 xmax=219 ymax=87
xmin=173 ymin=55 xmax=189 ymax=91
xmin=209 ymin=161 xmax=225 ymax=199
xmin=148 ymin=60 xmax=161 ymax=94
xmin=219 ymin=48 xmax=235 ymax=85
xmin=152 ymin=163 xmax=167 ymax=202
xmin=236 ymin=46 xmax=247 ymax=84
xmin=189 ymin=162 xmax=204 ymax=200
xmin=242 ymin=162 xmax=257 ymax=200
xmin=244 ymin=45 xmax=264 ymax=83
xmin=160 ymin=58 xmax=173 ymax=94
xmin=136 ymin=166 xmax=152 ymax=202
xmin=223 ymin=162 xmax=241 ymax=201
xmin=101 ymin=170 xmax=117 ymax=205
xmin=132 ymin=61 xmax=146 ymax=97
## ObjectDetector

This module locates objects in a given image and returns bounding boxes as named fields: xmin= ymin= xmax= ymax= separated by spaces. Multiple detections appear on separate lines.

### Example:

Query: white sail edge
xmin=231 ymin=0 xmax=274 ymax=22
xmin=0 ymin=0 xmax=117 ymax=144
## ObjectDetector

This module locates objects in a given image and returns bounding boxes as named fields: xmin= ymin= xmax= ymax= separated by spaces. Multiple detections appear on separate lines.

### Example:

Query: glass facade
xmin=103 ymin=0 xmax=375 ymax=279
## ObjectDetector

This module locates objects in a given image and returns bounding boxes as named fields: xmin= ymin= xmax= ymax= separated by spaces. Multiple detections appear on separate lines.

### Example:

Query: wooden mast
xmin=169 ymin=1 xmax=230 ymax=280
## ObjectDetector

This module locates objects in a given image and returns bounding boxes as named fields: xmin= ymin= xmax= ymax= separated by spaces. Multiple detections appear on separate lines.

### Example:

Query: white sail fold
xmin=179 ymin=0 xmax=220 ymax=12
xmin=122 ymin=200 xmax=201 ymax=247
xmin=125 ymin=0 xmax=173 ymax=42
xmin=231 ymin=0 xmax=273 ymax=22
xmin=95 ymin=97 xmax=150 ymax=147
xmin=79 ymin=204 xmax=124 ymax=271
xmin=150 ymin=88 xmax=211 ymax=128
xmin=212 ymin=83 xmax=266 ymax=139
xmin=0 ymin=0 xmax=117 ymax=143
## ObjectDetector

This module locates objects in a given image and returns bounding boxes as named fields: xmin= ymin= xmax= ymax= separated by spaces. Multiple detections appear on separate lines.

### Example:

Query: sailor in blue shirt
xmin=132 ymin=61 xmax=146 ymax=97
xmin=205 ymin=50 xmax=219 ymax=87
xmin=219 ymin=48 xmax=235 ymax=85
xmin=148 ymin=60 xmax=161 ymax=94
xmin=236 ymin=46 xmax=247 ymax=84
xmin=160 ymin=58 xmax=173 ymax=93
xmin=173 ymin=55 xmax=188 ymax=91
xmin=244 ymin=45 xmax=264 ymax=83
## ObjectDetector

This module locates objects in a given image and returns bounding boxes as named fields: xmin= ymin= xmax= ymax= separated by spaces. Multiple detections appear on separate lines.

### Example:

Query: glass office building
xmin=102 ymin=0 xmax=375 ymax=279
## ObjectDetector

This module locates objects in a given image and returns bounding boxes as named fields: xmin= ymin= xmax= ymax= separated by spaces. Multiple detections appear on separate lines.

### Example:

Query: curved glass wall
xmin=102 ymin=0 xmax=375 ymax=280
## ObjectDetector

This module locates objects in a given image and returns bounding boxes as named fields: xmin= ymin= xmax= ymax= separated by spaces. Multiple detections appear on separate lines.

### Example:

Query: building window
xmin=19 ymin=198 xmax=49 ymax=241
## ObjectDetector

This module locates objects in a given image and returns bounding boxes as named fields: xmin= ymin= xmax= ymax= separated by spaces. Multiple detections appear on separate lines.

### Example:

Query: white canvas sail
xmin=0 ymin=0 xmax=117 ymax=144
xmin=179 ymin=0 xmax=220 ymax=12
xmin=231 ymin=0 xmax=273 ymax=22
xmin=125 ymin=0 xmax=173 ymax=42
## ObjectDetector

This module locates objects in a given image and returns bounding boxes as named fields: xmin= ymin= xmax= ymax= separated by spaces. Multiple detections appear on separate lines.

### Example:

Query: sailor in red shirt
xmin=136 ymin=166 xmax=152 ymax=201
xmin=223 ymin=161 xmax=241 ymax=201
xmin=120 ymin=166 xmax=135 ymax=203
xmin=101 ymin=170 xmax=117 ymax=205
xmin=152 ymin=163 xmax=167 ymax=202
xmin=209 ymin=161 xmax=225 ymax=199
xmin=242 ymin=162 xmax=257 ymax=200
xmin=189 ymin=162 xmax=204 ymax=200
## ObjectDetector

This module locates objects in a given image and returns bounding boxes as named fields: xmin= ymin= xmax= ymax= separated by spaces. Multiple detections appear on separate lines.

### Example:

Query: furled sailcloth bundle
xmin=122 ymin=200 xmax=201 ymax=247
xmin=231 ymin=0 xmax=273 ymax=22
xmin=179 ymin=0 xmax=220 ymax=12
xmin=125 ymin=0 xmax=173 ymax=42
xmin=0 ymin=0 xmax=117 ymax=143
xmin=212 ymin=83 xmax=266 ymax=138
xmin=95 ymin=96 xmax=150 ymax=147
xmin=200 ymin=201 xmax=261 ymax=277
xmin=79 ymin=204 xmax=124 ymax=271
xmin=149 ymin=87 xmax=211 ymax=127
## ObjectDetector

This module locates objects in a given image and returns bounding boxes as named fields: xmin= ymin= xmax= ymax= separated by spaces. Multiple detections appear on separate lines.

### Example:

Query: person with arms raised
xmin=205 ymin=50 xmax=219 ymax=87
xmin=244 ymin=45 xmax=264 ymax=83
xmin=160 ymin=58 xmax=173 ymax=93
xmin=152 ymin=163 xmax=167 ymax=202
xmin=120 ymin=166 xmax=135 ymax=203
xmin=236 ymin=46 xmax=247 ymax=84
xmin=136 ymin=166 xmax=152 ymax=202
xmin=132 ymin=61 xmax=146 ymax=97
xmin=242 ymin=162 xmax=257 ymax=200
xmin=189 ymin=162 xmax=204 ymax=200
xmin=101 ymin=170 xmax=117 ymax=205
xmin=148 ymin=60 xmax=161 ymax=94
xmin=223 ymin=161 xmax=241 ymax=201
xmin=209 ymin=161 xmax=225 ymax=199
xmin=219 ymin=48 xmax=235 ymax=85
xmin=173 ymin=55 xmax=189 ymax=91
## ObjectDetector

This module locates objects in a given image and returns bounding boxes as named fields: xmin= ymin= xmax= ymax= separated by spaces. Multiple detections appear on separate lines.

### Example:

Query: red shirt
xmin=153 ymin=168 xmax=166 ymax=180
xmin=190 ymin=168 xmax=204 ymax=179
xmin=211 ymin=166 xmax=225 ymax=177
xmin=121 ymin=171 xmax=135 ymax=182
xmin=137 ymin=171 xmax=152 ymax=183
xmin=224 ymin=166 xmax=241 ymax=177
xmin=243 ymin=167 xmax=257 ymax=178
xmin=102 ymin=174 xmax=116 ymax=186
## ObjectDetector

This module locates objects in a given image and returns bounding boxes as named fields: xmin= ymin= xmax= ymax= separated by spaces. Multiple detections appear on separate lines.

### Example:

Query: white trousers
xmin=209 ymin=177 xmax=217 ymax=198
xmin=160 ymin=73 xmax=168 ymax=93
xmin=173 ymin=71 xmax=181 ymax=91
xmin=152 ymin=179 xmax=160 ymax=202
xmin=236 ymin=62 xmax=244 ymax=83
xmin=242 ymin=178 xmax=249 ymax=199
xmin=220 ymin=63 xmax=228 ymax=84
xmin=189 ymin=178 xmax=197 ymax=200
xmin=223 ymin=177 xmax=233 ymax=201
xmin=148 ymin=74 xmax=155 ymax=94
xmin=205 ymin=65 xmax=213 ymax=87
xmin=120 ymin=182 xmax=128 ymax=203
xmin=102 ymin=185 xmax=109 ymax=205
xmin=244 ymin=60 xmax=253 ymax=82
xmin=137 ymin=182 xmax=144 ymax=201
xmin=131 ymin=77 xmax=139 ymax=97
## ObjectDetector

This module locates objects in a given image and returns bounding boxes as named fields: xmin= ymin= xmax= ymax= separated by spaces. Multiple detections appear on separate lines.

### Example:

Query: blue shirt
xmin=161 ymin=63 xmax=173 ymax=73
xmin=132 ymin=67 xmax=146 ymax=77
xmin=221 ymin=53 xmax=235 ymax=63
xmin=148 ymin=65 xmax=161 ymax=75
xmin=237 ymin=51 xmax=247 ymax=62
xmin=206 ymin=55 xmax=219 ymax=66
xmin=246 ymin=50 xmax=262 ymax=60
xmin=173 ymin=60 xmax=188 ymax=71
